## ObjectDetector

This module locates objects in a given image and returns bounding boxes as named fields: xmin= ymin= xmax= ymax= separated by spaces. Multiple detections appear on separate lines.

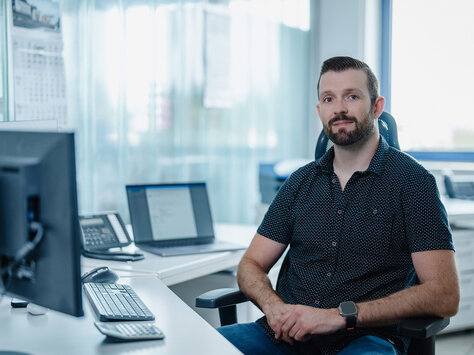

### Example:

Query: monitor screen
xmin=0 ymin=131 xmax=83 ymax=317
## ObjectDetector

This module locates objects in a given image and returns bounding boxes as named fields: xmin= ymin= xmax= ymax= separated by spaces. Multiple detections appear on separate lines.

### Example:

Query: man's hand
xmin=263 ymin=302 xmax=295 ymax=344
xmin=264 ymin=303 xmax=345 ymax=344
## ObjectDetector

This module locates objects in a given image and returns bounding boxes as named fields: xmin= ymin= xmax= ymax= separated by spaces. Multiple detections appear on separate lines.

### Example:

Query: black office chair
xmin=196 ymin=112 xmax=449 ymax=355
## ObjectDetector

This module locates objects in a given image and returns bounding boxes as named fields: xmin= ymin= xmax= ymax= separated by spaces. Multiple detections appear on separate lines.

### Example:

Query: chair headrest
xmin=378 ymin=111 xmax=400 ymax=150
xmin=314 ymin=111 xmax=400 ymax=161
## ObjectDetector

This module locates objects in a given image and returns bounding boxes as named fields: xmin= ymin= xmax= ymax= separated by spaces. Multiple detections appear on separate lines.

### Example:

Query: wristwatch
xmin=338 ymin=301 xmax=357 ymax=330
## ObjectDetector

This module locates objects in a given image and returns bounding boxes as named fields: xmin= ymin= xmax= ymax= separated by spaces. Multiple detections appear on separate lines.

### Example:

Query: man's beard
xmin=323 ymin=111 xmax=375 ymax=146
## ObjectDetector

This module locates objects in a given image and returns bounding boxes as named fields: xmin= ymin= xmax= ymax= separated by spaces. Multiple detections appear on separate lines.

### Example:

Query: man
xmin=218 ymin=56 xmax=460 ymax=355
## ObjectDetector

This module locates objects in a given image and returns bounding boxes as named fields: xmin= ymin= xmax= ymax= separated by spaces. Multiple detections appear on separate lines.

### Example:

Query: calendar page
xmin=10 ymin=0 xmax=68 ymax=128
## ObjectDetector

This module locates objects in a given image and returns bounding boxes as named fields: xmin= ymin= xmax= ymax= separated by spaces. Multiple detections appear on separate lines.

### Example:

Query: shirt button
xmin=332 ymin=241 xmax=337 ymax=247
xmin=327 ymin=272 xmax=331 ymax=277
xmin=373 ymin=209 xmax=378 ymax=215
xmin=337 ymin=209 xmax=343 ymax=214
xmin=314 ymin=300 xmax=320 ymax=305
xmin=331 ymin=179 xmax=337 ymax=184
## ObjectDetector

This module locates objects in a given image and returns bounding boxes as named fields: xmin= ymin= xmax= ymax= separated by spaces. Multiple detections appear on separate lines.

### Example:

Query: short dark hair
xmin=317 ymin=56 xmax=379 ymax=106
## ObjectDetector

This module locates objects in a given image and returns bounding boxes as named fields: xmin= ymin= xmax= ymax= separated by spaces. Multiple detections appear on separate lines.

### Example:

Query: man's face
xmin=317 ymin=69 xmax=375 ymax=146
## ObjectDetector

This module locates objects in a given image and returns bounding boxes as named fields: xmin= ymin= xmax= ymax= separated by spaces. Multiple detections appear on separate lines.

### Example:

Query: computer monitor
xmin=0 ymin=131 xmax=83 ymax=317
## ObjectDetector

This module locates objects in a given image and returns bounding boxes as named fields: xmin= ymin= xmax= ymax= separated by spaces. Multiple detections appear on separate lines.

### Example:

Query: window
xmin=61 ymin=0 xmax=311 ymax=224
xmin=392 ymin=0 xmax=474 ymax=153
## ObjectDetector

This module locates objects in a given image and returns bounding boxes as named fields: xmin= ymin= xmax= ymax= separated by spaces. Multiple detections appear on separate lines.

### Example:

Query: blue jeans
xmin=218 ymin=322 xmax=400 ymax=355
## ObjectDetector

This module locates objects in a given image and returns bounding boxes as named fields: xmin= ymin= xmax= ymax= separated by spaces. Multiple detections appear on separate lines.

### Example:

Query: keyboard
xmin=94 ymin=322 xmax=165 ymax=341
xmin=84 ymin=282 xmax=155 ymax=321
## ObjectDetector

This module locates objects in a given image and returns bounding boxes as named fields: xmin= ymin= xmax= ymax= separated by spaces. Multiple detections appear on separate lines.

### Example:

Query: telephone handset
xmin=79 ymin=212 xmax=144 ymax=262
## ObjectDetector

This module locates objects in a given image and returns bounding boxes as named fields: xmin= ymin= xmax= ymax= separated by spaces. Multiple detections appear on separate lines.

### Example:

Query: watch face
xmin=340 ymin=301 xmax=357 ymax=316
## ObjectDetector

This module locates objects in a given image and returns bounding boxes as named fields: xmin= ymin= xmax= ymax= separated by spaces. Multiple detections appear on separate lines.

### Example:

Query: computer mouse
xmin=81 ymin=266 xmax=119 ymax=283
xmin=27 ymin=303 xmax=48 ymax=316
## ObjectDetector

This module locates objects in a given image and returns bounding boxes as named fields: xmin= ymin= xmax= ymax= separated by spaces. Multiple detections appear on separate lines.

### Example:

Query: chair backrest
xmin=314 ymin=111 xmax=400 ymax=161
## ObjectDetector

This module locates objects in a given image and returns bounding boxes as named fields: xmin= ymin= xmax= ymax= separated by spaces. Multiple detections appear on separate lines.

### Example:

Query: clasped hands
xmin=264 ymin=302 xmax=346 ymax=345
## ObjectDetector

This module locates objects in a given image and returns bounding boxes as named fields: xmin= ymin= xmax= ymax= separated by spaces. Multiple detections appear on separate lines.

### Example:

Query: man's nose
xmin=333 ymin=99 xmax=348 ymax=115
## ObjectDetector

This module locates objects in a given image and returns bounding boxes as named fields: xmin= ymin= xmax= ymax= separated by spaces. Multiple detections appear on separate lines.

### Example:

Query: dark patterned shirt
xmin=256 ymin=137 xmax=454 ymax=355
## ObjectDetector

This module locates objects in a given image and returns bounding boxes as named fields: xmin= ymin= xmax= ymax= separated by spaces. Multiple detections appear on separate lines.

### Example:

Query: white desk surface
xmin=82 ymin=223 xmax=257 ymax=286
xmin=0 ymin=276 xmax=242 ymax=355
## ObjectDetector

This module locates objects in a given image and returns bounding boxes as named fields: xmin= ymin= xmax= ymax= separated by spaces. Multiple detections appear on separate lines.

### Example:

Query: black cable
xmin=82 ymin=249 xmax=144 ymax=262
xmin=13 ymin=221 xmax=44 ymax=264
xmin=0 ymin=221 xmax=44 ymax=295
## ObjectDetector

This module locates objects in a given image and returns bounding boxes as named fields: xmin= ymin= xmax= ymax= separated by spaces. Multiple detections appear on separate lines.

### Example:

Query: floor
xmin=436 ymin=330 xmax=474 ymax=354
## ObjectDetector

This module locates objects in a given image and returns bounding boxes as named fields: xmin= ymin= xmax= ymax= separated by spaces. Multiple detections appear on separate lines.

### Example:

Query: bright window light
xmin=392 ymin=0 xmax=474 ymax=151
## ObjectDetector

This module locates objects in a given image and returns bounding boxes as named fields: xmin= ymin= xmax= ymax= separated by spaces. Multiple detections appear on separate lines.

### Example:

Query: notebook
xmin=126 ymin=182 xmax=246 ymax=257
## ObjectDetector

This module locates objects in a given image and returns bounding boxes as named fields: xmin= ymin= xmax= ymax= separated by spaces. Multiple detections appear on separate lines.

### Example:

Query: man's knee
xmin=217 ymin=323 xmax=292 ymax=355
xmin=218 ymin=322 xmax=264 ymax=344
xmin=217 ymin=323 xmax=247 ymax=341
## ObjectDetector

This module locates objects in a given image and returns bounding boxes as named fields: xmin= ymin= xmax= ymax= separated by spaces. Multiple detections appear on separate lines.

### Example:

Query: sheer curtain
xmin=61 ymin=0 xmax=310 ymax=224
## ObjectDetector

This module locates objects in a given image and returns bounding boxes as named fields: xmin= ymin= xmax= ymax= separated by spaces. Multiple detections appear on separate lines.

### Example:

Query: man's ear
xmin=373 ymin=96 xmax=386 ymax=119
xmin=316 ymin=104 xmax=321 ymax=119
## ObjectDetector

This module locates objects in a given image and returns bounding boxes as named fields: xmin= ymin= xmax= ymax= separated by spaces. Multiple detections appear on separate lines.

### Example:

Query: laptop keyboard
xmin=84 ymin=282 xmax=155 ymax=321
xmin=153 ymin=239 xmax=208 ymax=248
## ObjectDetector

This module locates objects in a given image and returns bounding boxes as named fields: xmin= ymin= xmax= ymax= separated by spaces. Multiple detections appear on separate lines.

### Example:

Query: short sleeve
xmin=403 ymin=172 xmax=454 ymax=252
xmin=257 ymin=176 xmax=295 ymax=245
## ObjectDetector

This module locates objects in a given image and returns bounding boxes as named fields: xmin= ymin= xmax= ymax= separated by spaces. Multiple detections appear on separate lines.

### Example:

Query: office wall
xmin=317 ymin=0 xmax=366 ymax=61
xmin=318 ymin=0 xmax=381 ymax=75
xmin=0 ymin=2 xmax=8 ymax=122
xmin=308 ymin=0 xmax=383 ymax=156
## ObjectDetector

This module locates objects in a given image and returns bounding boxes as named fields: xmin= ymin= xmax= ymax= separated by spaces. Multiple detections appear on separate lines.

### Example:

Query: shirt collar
xmin=315 ymin=136 xmax=390 ymax=176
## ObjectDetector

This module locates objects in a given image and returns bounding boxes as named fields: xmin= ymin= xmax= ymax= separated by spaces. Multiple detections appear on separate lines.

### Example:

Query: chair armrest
xmin=398 ymin=316 xmax=449 ymax=339
xmin=195 ymin=288 xmax=248 ymax=309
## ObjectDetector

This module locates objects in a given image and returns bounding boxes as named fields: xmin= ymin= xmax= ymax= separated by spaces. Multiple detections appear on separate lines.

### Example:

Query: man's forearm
xmin=357 ymin=281 xmax=459 ymax=327
xmin=357 ymin=250 xmax=460 ymax=327
xmin=237 ymin=255 xmax=284 ymax=313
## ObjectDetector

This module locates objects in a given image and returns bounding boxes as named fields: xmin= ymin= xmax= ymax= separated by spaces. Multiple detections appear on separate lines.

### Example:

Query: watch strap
xmin=345 ymin=314 xmax=357 ymax=330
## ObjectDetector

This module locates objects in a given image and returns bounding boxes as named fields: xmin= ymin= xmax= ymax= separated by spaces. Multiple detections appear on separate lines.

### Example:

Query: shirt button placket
xmin=328 ymin=206 xmax=343 ymax=281
xmin=329 ymin=183 xmax=343 ymax=287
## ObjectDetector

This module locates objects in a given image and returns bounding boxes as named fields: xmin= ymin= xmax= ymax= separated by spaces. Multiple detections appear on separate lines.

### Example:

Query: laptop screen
xmin=126 ymin=183 xmax=215 ymax=243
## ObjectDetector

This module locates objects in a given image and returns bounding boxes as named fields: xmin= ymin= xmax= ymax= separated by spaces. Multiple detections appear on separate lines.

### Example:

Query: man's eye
xmin=348 ymin=95 xmax=359 ymax=100
xmin=323 ymin=97 xmax=332 ymax=103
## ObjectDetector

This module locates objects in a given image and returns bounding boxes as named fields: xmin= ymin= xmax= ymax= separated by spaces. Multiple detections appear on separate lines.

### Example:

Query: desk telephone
xmin=80 ymin=212 xmax=144 ymax=261
xmin=444 ymin=171 xmax=474 ymax=200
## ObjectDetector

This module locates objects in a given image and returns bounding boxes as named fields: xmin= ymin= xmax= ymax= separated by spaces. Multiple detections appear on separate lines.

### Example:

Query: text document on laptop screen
xmin=127 ymin=183 xmax=216 ymax=244
xmin=146 ymin=186 xmax=197 ymax=240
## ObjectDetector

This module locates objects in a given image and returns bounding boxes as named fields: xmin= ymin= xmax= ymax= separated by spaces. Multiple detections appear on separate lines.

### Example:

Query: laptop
xmin=126 ymin=182 xmax=246 ymax=257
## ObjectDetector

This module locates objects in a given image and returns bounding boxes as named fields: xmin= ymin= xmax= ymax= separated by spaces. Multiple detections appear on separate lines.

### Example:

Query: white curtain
xmin=61 ymin=0 xmax=310 ymax=224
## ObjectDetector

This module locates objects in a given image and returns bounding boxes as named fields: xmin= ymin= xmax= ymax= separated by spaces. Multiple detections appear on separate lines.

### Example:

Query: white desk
xmin=82 ymin=224 xmax=256 ymax=286
xmin=0 ymin=276 xmax=241 ymax=355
